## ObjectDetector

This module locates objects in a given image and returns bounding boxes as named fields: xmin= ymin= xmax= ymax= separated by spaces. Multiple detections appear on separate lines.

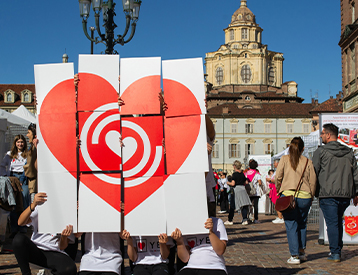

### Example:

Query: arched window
xmin=7 ymin=93 xmax=12 ymax=102
xmin=241 ymin=65 xmax=251 ymax=83
xmin=216 ymin=67 xmax=223 ymax=85
xmin=24 ymin=93 xmax=29 ymax=102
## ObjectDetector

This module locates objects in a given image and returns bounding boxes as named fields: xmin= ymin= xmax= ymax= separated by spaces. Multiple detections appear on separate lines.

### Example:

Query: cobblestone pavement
xmin=1 ymin=209 xmax=358 ymax=274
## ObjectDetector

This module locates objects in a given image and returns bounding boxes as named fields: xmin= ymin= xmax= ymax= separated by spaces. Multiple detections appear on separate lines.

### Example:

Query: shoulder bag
xmin=275 ymin=158 xmax=309 ymax=213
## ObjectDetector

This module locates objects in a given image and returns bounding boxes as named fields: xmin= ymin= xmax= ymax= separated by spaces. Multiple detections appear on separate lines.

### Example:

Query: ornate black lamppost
xmin=79 ymin=0 xmax=141 ymax=54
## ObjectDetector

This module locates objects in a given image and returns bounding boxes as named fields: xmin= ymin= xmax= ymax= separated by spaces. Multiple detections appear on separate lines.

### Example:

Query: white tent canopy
xmin=12 ymin=105 xmax=36 ymax=124
xmin=0 ymin=108 xmax=32 ymax=126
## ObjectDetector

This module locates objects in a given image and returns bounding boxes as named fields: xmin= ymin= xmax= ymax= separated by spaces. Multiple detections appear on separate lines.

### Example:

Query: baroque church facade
xmin=205 ymin=0 xmax=320 ymax=171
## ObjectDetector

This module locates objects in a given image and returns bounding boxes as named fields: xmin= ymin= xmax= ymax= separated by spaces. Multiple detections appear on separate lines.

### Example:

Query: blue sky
xmin=0 ymin=0 xmax=341 ymax=103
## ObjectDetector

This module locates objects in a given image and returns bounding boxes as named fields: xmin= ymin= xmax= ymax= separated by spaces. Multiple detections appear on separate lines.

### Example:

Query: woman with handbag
xmin=275 ymin=137 xmax=317 ymax=265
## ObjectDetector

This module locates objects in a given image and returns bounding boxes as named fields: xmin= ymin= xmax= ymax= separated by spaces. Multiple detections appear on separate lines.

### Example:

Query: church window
xmin=245 ymin=96 xmax=251 ymax=101
xmin=230 ymin=29 xmax=234 ymax=40
xmin=264 ymin=143 xmax=274 ymax=155
xmin=247 ymin=14 xmax=251 ymax=20
xmin=233 ymin=45 xmax=238 ymax=49
xmin=245 ymin=53 xmax=247 ymax=58
xmin=241 ymin=65 xmax=251 ymax=83
xmin=216 ymin=67 xmax=224 ymax=85
xmin=268 ymin=67 xmax=275 ymax=85
xmin=241 ymin=28 xmax=248 ymax=40
xmin=238 ymin=14 xmax=242 ymax=20
xmin=252 ymin=44 xmax=257 ymax=49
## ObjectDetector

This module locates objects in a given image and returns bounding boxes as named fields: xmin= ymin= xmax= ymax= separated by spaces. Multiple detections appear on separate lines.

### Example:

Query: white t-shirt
xmin=183 ymin=218 xmax=228 ymax=273
xmin=9 ymin=151 xmax=26 ymax=172
xmin=206 ymin=135 xmax=216 ymax=202
xmin=80 ymin=233 xmax=123 ymax=274
xmin=133 ymin=236 xmax=174 ymax=265
xmin=29 ymin=209 xmax=74 ymax=255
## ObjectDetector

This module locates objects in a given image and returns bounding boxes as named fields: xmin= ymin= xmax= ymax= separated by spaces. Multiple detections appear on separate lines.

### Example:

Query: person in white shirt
xmin=218 ymin=174 xmax=229 ymax=214
xmin=12 ymin=193 xmax=77 ymax=275
xmin=120 ymin=230 xmax=173 ymax=275
xmin=77 ymin=232 xmax=123 ymax=275
xmin=171 ymin=218 xmax=228 ymax=275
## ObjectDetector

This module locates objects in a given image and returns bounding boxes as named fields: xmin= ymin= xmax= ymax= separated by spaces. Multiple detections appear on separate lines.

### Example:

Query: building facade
xmin=0 ymin=84 xmax=36 ymax=114
xmin=205 ymin=0 xmax=319 ymax=171
xmin=340 ymin=0 xmax=358 ymax=112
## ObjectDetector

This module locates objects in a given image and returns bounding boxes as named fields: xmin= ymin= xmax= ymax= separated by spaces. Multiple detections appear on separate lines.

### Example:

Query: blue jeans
xmin=319 ymin=197 xmax=350 ymax=255
xmin=282 ymin=196 xmax=312 ymax=256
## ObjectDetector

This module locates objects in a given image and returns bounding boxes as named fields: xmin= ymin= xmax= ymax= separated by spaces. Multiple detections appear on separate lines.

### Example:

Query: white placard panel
xmin=78 ymin=54 xmax=119 ymax=94
xmin=37 ymin=171 xmax=77 ymax=233
xmin=120 ymin=57 xmax=161 ymax=115
xmin=34 ymin=63 xmax=75 ymax=115
xmin=165 ymin=115 xmax=208 ymax=175
xmin=78 ymin=182 xmax=121 ymax=232
xmin=162 ymin=58 xmax=206 ymax=118
xmin=125 ymin=182 xmax=166 ymax=236
xmin=164 ymin=173 xmax=208 ymax=235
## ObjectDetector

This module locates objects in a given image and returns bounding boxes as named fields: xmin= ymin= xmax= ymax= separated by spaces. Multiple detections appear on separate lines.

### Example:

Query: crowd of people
xmin=0 ymin=96 xmax=358 ymax=275
xmin=213 ymin=123 xmax=358 ymax=265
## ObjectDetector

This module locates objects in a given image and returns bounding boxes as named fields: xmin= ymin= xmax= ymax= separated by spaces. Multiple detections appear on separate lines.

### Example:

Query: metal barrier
xmin=307 ymin=197 xmax=320 ymax=224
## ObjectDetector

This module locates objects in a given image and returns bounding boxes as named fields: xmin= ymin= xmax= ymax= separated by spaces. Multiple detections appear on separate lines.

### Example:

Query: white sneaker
xmin=287 ymin=256 xmax=300 ymax=265
xmin=242 ymin=220 xmax=249 ymax=225
xmin=218 ymin=210 xmax=226 ymax=214
xmin=224 ymin=220 xmax=233 ymax=225
xmin=272 ymin=217 xmax=284 ymax=224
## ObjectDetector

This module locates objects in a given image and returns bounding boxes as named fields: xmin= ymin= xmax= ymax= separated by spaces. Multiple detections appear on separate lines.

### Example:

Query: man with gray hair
xmin=313 ymin=123 xmax=358 ymax=262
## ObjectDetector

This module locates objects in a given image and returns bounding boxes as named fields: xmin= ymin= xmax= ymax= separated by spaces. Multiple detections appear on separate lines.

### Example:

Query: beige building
xmin=205 ymin=0 xmax=314 ymax=171
xmin=205 ymin=0 xmax=296 ymax=95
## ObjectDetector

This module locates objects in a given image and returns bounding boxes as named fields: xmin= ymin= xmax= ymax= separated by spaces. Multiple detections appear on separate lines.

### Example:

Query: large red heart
xmin=39 ymin=73 xmax=201 ymax=215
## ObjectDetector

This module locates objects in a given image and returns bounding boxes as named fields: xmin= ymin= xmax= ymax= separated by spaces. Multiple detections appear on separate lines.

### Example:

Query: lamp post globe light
xmin=79 ymin=0 xmax=142 ymax=54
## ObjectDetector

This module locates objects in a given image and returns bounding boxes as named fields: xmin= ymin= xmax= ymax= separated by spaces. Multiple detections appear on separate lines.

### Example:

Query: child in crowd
xmin=120 ymin=230 xmax=173 ymax=275
xmin=171 ymin=218 xmax=227 ymax=275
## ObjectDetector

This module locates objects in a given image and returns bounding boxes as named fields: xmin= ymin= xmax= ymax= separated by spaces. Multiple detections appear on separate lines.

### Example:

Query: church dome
xmin=231 ymin=0 xmax=256 ymax=24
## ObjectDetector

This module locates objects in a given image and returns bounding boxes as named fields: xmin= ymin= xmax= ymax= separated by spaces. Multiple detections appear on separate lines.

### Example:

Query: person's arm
xmin=158 ymin=233 xmax=170 ymax=260
xmin=227 ymin=179 xmax=235 ymax=187
xmin=205 ymin=114 xmax=215 ymax=142
xmin=275 ymin=160 xmax=285 ymax=193
xmin=171 ymin=228 xmax=190 ymax=263
xmin=59 ymin=225 xmax=73 ymax=250
xmin=120 ymin=230 xmax=138 ymax=262
xmin=308 ymin=161 xmax=317 ymax=198
xmin=312 ymin=148 xmax=321 ymax=178
xmin=18 ymin=192 xmax=47 ymax=226
xmin=205 ymin=218 xmax=226 ymax=255
xmin=32 ymin=138 xmax=38 ymax=170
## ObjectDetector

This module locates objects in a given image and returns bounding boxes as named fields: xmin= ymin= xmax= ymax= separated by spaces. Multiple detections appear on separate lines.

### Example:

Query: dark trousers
xmin=220 ymin=188 xmax=228 ymax=212
xmin=250 ymin=196 xmax=260 ymax=221
xmin=178 ymin=268 xmax=226 ymax=275
xmin=12 ymin=233 xmax=77 ymax=275
xmin=134 ymin=263 xmax=169 ymax=275
xmin=320 ymin=197 xmax=350 ymax=255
